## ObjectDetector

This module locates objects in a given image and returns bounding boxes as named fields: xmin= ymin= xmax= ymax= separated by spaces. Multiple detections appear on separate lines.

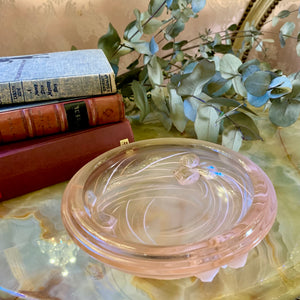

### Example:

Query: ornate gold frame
xmin=232 ymin=0 xmax=282 ymax=60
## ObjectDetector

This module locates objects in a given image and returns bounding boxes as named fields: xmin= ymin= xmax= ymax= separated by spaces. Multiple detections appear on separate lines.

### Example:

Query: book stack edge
xmin=0 ymin=49 xmax=134 ymax=201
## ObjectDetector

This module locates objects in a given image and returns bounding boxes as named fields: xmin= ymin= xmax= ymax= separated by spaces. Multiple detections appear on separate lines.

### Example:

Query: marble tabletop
xmin=1 ymin=115 xmax=300 ymax=300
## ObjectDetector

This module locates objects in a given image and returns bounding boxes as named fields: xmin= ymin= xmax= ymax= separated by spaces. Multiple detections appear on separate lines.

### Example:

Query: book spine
xmin=0 ymin=119 xmax=135 ymax=201
xmin=0 ymin=93 xmax=125 ymax=144
xmin=0 ymin=73 xmax=117 ymax=105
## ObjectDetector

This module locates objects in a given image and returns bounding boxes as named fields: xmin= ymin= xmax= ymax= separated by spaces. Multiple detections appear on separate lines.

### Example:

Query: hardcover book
xmin=0 ymin=93 xmax=125 ymax=144
xmin=0 ymin=49 xmax=117 ymax=105
xmin=0 ymin=119 xmax=134 ymax=201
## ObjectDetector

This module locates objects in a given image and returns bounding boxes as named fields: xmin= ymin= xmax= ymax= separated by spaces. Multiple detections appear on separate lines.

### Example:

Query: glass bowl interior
xmin=61 ymin=138 xmax=277 ymax=279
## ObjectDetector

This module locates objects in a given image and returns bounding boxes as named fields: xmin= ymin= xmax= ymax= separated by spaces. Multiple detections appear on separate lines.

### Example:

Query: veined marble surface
xmin=1 ymin=116 xmax=300 ymax=300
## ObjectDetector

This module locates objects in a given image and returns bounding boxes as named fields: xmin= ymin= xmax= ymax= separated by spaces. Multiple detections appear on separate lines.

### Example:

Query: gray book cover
xmin=0 ymin=49 xmax=116 ymax=104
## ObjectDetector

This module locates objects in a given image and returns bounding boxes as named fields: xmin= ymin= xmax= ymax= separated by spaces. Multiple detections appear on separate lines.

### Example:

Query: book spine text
xmin=0 ymin=73 xmax=116 ymax=105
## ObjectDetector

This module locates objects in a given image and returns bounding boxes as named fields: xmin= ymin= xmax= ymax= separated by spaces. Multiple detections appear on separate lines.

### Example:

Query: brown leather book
xmin=0 ymin=93 xmax=125 ymax=144
xmin=0 ymin=119 xmax=134 ymax=201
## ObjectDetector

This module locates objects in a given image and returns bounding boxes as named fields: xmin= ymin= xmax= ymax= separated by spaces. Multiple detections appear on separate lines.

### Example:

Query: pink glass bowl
xmin=61 ymin=138 xmax=277 ymax=281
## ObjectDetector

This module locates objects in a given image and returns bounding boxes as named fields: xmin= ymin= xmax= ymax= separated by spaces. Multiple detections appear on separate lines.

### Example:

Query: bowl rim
xmin=61 ymin=137 xmax=277 ymax=277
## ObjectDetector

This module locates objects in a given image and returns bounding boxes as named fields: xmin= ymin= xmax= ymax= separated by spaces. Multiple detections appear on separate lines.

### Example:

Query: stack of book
xmin=0 ymin=49 xmax=134 ymax=201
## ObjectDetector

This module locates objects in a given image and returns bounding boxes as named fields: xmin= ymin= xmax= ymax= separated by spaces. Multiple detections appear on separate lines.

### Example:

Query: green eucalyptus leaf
xmin=203 ymin=72 xmax=231 ymax=97
xmin=151 ymin=86 xmax=169 ymax=113
xmin=153 ymin=111 xmax=173 ymax=131
xmin=255 ymin=41 xmax=263 ymax=52
xmin=170 ymin=73 xmax=184 ymax=88
xmin=278 ymin=10 xmax=291 ymax=19
xmin=166 ymin=19 xmax=185 ymax=38
xmin=297 ymin=42 xmax=300 ymax=56
xmin=143 ymin=19 xmax=163 ymax=34
xmin=213 ymin=33 xmax=222 ymax=45
xmin=143 ymin=55 xmax=151 ymax=65
xmin=213 ymin=44 xmax=232 ymax=54
xmin=205 ymin=80 xmax=232 ymax=97
xmin=120 ymin=85 xmax=134 ymax=98
xmin=280 ymin=22 xmax=296 ymax=41
xmin=182 ymin=7 xmax=195 ymax=21
xmin=116 ymin=68 xmax=142 ymax=89
xmin=115 ymin=39 xmax=136 ymax=58
xmin=270 ymin=86 xmax=292 ymax=97
xmin=224 ymin=30 xmax=232 ymax=45
xmin=138 ymin=66 xmax=149 ymax=85
xmin=157 ymin=56 xmax=170 ymax=70
xmin=162 ymin=42 xmax=174 ymax=50
xmin=207 ymin=97 xmax=257 ymax=115
xmin=134 ymin=9 xmax=143 ymax=33
xmin=227 ymin=24 xmax=237 ymax=31
xmin=194 ymin=104 xmax=220 ymax=142
xmin=220 ymin=54 xmax=242 ymax=79
xmin=279 ymin=31 xmax=286 ymax=47
xmin=174 ymin=40 xmax=188 ymax=50
xmin=164 ymin=32 xmax=173 ymax=41
xmin=124 ymin=20 xmax=143 ymax=42
xmin=272 ymin=16 xmax=280 ymax=27
xmin=148 ymin=0 xmax=165 ymax=17
xmin=140 ymin=11 xmax=151 ymax=24
xmin=238 ymin=59 xmax=260 ymax=74
xmin=244 ymin=71 xmax=272 ymax=97
xmin=232 ymin=76 xmax=247 ymax=97
xmin=174 ymin=50 xmax=185 ymax=62
xmin=168 ymin=0 xmax=182 ymax=10
xmin=147 ymin=55 xmax=163 ymax=86
xmin=269 ymin=98 xmax=300 ymax=127
xmin=131 ymin=80 xmax=149 ymax=122
xmin=224 ymin=112 xmax=262 ymax=140
xmin=222 ymin=125 xmax=243 ymax=152
xmin=168 ymin=88 xmax=187 ymax=132
xmin=98 ymin=23 xmax=121 ymax=61
xmin=288 ymin=72 xmax=300 ymax=82
xmin=177 ymin=59 xmax=215 ymax=96
xmin=243 ymin=21 xmax=255 ymax=44
xmin=131 ymin=41 xmax=151 ymax=55
xmin=289 ymin=79 xmax=300 ymax=98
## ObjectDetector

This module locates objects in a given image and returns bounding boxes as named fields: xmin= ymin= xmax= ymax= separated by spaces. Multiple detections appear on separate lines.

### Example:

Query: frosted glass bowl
xmin=61 ymin=138 xmax=277 ymax=281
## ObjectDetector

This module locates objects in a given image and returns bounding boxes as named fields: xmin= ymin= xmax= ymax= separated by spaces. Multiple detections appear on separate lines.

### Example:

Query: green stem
xmin=263 ymin=9 xmax=299 ymax=26
xmin=112 ymin=1 xmax=168 ymax=60
xmin=128 ymin=0 xmax=168 ymax=42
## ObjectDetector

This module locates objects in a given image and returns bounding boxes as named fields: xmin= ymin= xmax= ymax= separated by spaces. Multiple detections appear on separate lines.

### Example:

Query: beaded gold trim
xmin=232 ymin=0 xmax=282 ymax=60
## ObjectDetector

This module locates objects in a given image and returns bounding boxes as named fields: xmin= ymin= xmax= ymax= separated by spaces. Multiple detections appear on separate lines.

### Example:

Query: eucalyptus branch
xmin=157 ymin=18 xmax=177 ymax=44
xmin=95 ymin=1 xmax=300 ymax=151
xmin=263 ymin=8 xmax=300 ymax=26
xmin=155 ymin=17 xmax=175 ymax=40
xmin=128 ymin=0 xmax=167 ymax=42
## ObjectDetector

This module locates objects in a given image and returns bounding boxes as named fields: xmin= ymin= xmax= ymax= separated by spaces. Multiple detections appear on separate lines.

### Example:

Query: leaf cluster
xmin=95 ymin=0 xmax=300 ymax=151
